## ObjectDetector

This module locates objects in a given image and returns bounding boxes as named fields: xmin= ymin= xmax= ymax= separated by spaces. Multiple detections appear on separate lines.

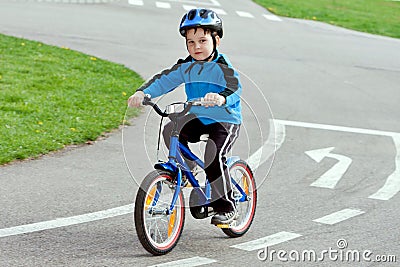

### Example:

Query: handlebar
xmin=142 ymin=94 xmax=218 ymax=118
xmin=142 ymin=95 xmax=169 ymax=117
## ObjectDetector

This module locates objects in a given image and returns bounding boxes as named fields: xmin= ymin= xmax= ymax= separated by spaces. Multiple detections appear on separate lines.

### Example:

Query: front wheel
xmin=134 ymin=170 xmax=185 ymax=255
xmin=223 ymin=160 xmax=257 ymax=237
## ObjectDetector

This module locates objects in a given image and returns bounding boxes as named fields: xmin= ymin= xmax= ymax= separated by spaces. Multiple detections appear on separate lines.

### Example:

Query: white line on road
xmin=236 ymin=11 xmax=254 ymax=18
xmin=211 ymin=8 xmax=227 ymax=15
xmin=128 ymin=0 xmax=143 ymax=6
xmin=263 ymin=14 xmax=282 ymax=21
xmin=369 ymin=134 xmax=400 ymax=200
xmin=209 ymin=0 xmax=221 ymax=6
xmin=168 ymin=0 xmax=220 ymax=7
xmin=231 ymin=231 xmax=302 ymax=251
xmin=156 ymin=1 xmax=171 ymax=9
xmin=313 ymin=209 xmax=365 ymax=225
xmin=0 ymin=204 xmax=133 ymax=238
xmin=274 ymin=119 xmax=399 ymax=137
xmin=247 ymin=120 xmax=285 ymax=171
xmin=148 ymin=256 xmax=217 ymax=267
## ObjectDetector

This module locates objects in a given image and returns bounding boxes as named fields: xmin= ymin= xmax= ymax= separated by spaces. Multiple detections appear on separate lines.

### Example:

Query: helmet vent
xmin=188 ymin=9 xmax=196 ymax=20
xmin=199 ymin=9 xmax=207 ymax=18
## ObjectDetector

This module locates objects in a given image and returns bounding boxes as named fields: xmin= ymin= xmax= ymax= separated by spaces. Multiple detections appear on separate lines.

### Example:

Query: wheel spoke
xmin=135 ymin=171 xmax=185 ymax=254
xmin=225 ymin=161 xmax=256 ymax=236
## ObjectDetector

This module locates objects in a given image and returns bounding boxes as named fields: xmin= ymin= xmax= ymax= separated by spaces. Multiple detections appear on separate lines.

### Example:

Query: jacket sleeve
xmin=216 ymin=56 xmax=242 ymax=106
xmin=136 ymin=62 xmax=185 ymax=98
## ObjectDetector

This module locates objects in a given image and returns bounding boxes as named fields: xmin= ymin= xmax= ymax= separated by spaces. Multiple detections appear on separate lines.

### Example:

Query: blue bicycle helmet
xmin=179 ymin=8 xmax=223 ymax=38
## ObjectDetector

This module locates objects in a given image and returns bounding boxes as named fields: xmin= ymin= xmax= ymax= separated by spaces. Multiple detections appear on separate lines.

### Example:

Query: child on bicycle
xmin=128 ymin=8 xmax=242 ymax=225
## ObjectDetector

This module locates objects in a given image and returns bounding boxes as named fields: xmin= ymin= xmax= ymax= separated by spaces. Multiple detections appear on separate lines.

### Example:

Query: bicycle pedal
xmin=215 ymin=220 xmax=236 ymax=229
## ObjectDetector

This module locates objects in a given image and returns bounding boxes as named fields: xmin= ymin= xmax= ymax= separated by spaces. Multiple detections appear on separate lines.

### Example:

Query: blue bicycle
xmin=134 ymin=96 xmax=257 ymax=255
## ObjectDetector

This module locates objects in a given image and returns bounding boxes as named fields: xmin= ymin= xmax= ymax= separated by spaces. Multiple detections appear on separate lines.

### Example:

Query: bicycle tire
xmin=134 ymin=170 xmax=185 ymax=255
xmin=222 ymin=160 xmax=257 ymax=237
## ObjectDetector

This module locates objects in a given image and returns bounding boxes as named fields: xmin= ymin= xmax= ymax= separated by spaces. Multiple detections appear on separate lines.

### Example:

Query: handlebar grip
xmin=141 ymin=94 xmax=169 ymax=117
xmin=190 ymin=97 xmax=220 ymax=106
xmin=142 ymin=94 xmax=152 ymax=106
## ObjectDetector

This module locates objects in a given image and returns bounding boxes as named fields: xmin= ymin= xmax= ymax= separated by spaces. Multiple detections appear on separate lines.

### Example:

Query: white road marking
xmin=0 ymin=204 xmax=132 ymax=238
xmin=247 ymin=120 xmax=285 ymax=170
xmin=125 ymin=2 xmax=282 ymax=21
xmin=231 ymin=231 xmax=302 ymax=251
xmin=128 ymin=0 xmax=143 ymax=5
xmin=169 ymin=0 xmax=220 ymax=6
xmin=156 ymin=1 xmax=171 ymax=9
xmin=211 ymin=8 xmax=227 ymax=15
xmin=263 ymin=14 xmax=282 ymax=21
xmin=148 ymin=256 xmax=216 ymax=267
xmin=313 ymin=209 xmax=365 ymax=225
xmin=236 ymin=11 xmax=254 ymax=18
xmin=369 ymin=134 xmax=400 ymax=200
xmin=305 ymin=147 xmax=352 ymax=189
xmin=274 ymin=119 xmax=398 ymax=137
xmin=209 ymin=0 xmax=220 ymax=6
xmin=277 ymin=119 xmax=400 ymax=200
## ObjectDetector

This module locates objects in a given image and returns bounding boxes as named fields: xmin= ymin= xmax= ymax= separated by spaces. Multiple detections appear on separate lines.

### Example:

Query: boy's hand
xmin=128 ymin=91 xmax=145 ymax=108
xmin=204 ymin=93 xmax=226 ymax=107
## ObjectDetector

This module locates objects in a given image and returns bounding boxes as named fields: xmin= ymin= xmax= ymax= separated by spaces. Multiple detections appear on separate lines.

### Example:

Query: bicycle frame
xmin=155 ymin=131 xmax=246 ymax=216
xmin=145 ymin=97 xmax=248 ymax=216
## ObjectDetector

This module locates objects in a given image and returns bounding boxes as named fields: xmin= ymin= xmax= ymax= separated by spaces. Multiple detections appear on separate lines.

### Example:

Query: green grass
xmin=254 ymin=0 xmax=400 ymax=38
xmin=0 ymin=33 xmax=143 ymax=165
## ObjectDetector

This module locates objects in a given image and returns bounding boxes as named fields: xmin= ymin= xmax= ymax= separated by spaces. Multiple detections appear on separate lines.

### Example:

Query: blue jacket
xmin=138 ymin=51 xmax=242 ymax=125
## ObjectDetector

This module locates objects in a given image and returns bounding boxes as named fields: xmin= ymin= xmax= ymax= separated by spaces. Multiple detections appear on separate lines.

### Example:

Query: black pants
xmin=163 ymin=114 xmax=240 ymax=213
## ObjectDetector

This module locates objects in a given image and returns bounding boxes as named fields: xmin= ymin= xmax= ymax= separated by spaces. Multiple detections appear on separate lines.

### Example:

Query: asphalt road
xmin=1 ymin=0 xmax=399 ymax=266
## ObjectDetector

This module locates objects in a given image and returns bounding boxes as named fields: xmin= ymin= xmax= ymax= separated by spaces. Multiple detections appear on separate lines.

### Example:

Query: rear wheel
xmin=134 ymin=170 xmax=185 ymax=255
xmin=222 ymin=160 xmax=257 ymax=237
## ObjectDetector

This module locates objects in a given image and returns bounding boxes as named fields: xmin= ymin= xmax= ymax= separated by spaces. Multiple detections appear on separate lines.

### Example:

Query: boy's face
xmin=186 ymin=28 xmax=220 ymax=61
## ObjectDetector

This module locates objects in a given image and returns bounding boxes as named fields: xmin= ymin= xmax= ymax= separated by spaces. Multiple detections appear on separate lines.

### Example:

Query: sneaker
xmin=211 ymin=210 xmax=238 ymax=225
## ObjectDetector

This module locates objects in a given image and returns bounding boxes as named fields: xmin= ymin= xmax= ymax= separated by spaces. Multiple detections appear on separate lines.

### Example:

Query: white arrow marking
xmin=305 ymin=147 xmax=352 ymax=189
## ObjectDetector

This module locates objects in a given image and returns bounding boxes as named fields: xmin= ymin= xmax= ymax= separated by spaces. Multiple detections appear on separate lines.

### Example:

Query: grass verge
xmin=0 ymin=33 xmax=143 ymax=165
xmin=254 ymin=0 xmax=400 ymax=39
